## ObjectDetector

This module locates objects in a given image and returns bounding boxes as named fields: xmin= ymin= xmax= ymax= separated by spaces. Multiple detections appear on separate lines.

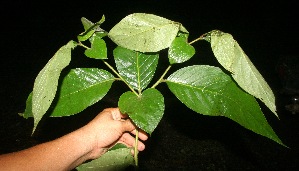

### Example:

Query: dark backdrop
xmin=1 ymin=0 xmax=298 ymax=170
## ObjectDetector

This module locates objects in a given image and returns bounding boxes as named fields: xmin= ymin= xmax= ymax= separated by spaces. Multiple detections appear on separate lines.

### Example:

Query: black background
xmin=1 ymin=0 xmax=298 ymax=170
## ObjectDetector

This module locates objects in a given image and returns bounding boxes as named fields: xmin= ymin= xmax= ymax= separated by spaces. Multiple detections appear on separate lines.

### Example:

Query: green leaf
xmin=76 ymin=144 xmax=134 ymax=171
xmin=207 ymin=30 xmax=277 ymax=117
xmin=19 ymin=92 xmax=33 ymax=118
xmin=168 ymin=36 xmax=195 ymax=64
xmin=113 ymin=46 xmax=159 ymax=91
xmin=77 ymin=29 xmax=95 ymax=42
xmin=118 ymin=88 xmax=164 ymax=135
xmin=166 ymin=65 xmax=284 ymax=146
xmin=50 ymin=68 xmax=115 ymax=117
xmin=108 ymin=13 xmax=187 ymax=52
xmin=32 ymin=41 xmax=77 ymax=132
xmin=81 ymin=17 xmax=95 ymax=31
xmin=84 ymin=37 xmax=107 ymax=59
xmin=78 ymin=16 xmax=106 ymax=42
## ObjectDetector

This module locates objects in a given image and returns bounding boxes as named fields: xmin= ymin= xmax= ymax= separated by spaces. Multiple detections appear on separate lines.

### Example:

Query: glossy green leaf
xmin=207 ymin=30 xmax=277 ymax=117
xmin=168 ymin=36 xmax=195 ymax=64
xmin=166 ymin=65 xmax=284 ymax=146
xmin=76 ymin=144 xmax=134 ymax=171
xmin=108 ymin=13 xmax=188 ymax=52
xmin=32 ymin=41 xmax=77 ymax=132
xmin=118 ymin=88 xmax=164 ymax=134
xmin=50 ymin=68 xmax=114 ymax=117
xmin=113 ymin=46 xmax=159 ymax=91
xmin=84 ymin=37 xmax=107 ymax=59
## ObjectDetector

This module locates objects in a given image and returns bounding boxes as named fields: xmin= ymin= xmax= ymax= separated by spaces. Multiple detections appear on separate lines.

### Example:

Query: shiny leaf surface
xmin=50 ymin=68 xmax=115 ymax=117
xmin=166 ymin=65 xmax=284 ymax=146
xmin=114 ymin=46 xmax=158 ymax=91
xmin=118 ymin=88 xmax=164 ymax=134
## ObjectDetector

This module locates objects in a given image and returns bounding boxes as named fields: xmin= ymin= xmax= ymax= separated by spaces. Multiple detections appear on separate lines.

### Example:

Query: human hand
xmin=81 ymin=108 xmax=148 ymax=159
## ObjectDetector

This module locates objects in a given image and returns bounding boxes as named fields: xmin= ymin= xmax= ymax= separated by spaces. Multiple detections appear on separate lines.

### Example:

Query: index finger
xmin=111 ymin=108 xmax=129 ymax=121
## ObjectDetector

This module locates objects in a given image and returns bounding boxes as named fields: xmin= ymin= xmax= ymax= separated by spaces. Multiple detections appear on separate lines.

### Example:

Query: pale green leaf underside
xmin=118 ymin=88 xmax=164 ymax=135
xmin=32 ymin=41 xmax=77 ymax=132
xmin=20 ymin=92 xmax=33 ymax=118
xmin=166 ymin=65 xmax=283 ymax=146
xmin=108 ymin=13 xmax=187 ymax=52
xmin=50 ymin=68 xmax=115 ymax=117
xmin=76 ymin=145 xmax=134 ymax=171
xmin=209 ymin=30 xmax=277 ymax=117
xmin=113 ymin=46 xmax=159 ymax=91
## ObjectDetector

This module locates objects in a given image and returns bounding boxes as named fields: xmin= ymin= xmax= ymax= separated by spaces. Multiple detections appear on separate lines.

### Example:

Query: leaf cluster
xmin=20 ymin=13 xmax=286 ymax=169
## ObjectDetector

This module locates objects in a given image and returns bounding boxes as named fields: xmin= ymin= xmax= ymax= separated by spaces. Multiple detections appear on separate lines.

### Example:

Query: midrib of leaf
xmin=136 ymin=52 xmax=141 ymax=94
xmin=167 ymin=79 xmax=271 ymax=132
xmin=166 ymin=79 xmax=236 ymax=110
xmin=120 ymin=22 xmax=178 ymax=41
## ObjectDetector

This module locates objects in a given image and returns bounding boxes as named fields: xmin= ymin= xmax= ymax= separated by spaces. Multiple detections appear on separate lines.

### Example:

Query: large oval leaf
xmin=32 ymin=41 xmax=77 ymax=132
xmin=50 ymin=68 xmax=115 ymax=117
xmin=166 ymin=65 xmax=284 ymax=146
xmin=118 ymin=88 xmax=164 ymax=134
xmin=207 ymin=30 xmax=277 ymax=117
xmin=113 ymin=46 xmax=159 ymax=92
xmin=108 ymin=13 xmax=186 ymax=52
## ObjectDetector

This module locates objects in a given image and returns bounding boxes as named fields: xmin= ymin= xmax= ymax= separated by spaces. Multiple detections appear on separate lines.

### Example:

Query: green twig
xmin=77 ymin=41 xmax=90 ymax=49
xmin=134 ymin=129 xmax=139 ymax=167
xmin=188 ymin=34 xmax=205 ymax=45
xmin=151 ymin=65 xmax=172 ymax=88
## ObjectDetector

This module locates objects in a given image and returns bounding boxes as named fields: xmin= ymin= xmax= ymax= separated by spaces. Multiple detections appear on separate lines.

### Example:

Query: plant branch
xmin=134 ymin=128 xmax=139 ymax=167
xmin=102 ymin=60 xmax=139 ymax=96
xmin=151 ymin=65 xmax=172 ymax=88
xmin=189 ymin=34 xmax=205 ymax=45
xmin=77 ymin=41 xmax=90 ymax=49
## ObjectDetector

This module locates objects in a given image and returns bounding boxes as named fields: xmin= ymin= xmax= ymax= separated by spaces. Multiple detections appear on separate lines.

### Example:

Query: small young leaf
xmin=108 ymin=13 xmax=188 ymax=52
xmin=50 ymin=68 xmax=115 ymax=117
xmin=77 ymin=29 xmax=95 ymax=42
xmin=168 ymin=36 xmax=195 ymax=64
xmin=207 ymin=30 xmax=277 ymax=117
xmin=78 ymin=16 xmax=106 ymax=42
xmin=20 ymin=92 xmax=33 ymax=118
xmin=113 ymin=46 xmax=159 ymax=92
xmin=81 ymin=17 xmax=95 ymax=31
xmin=32 ymin=41 xmax=77 ymax=132
xmin=166 ymin=65 xmax=284 ymax=146
xmin=118 ymin=88 xmax=164 ymax=135
xmin=84 ymin=37 xmax=107 ymax=59
xmin=76 ymin=144 xmax=134 ymax=171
